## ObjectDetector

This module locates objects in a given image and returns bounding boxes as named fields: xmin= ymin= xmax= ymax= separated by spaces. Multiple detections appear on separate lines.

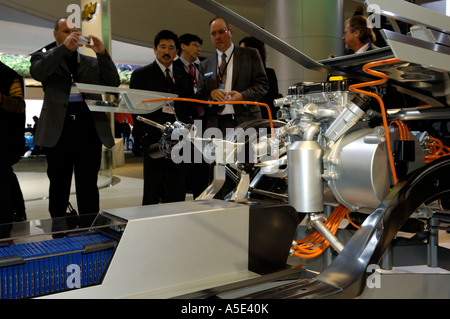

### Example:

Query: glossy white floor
xmin=18 ymin=152 xmax=145 ymax=221
xmin=19 ymin=171 xmax=144 ymax=221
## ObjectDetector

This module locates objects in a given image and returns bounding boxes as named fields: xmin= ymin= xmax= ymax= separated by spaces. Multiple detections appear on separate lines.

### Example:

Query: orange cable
xmin=425 ymin=136 xmax=450 ymax=163
xmin=345 ymin=210 xmax=360 ymax=229
xmin=391 ymin=120 xmax=404 ymax=141
xmin=293 ymin=205 xmax=349 ymax=259
xmin=141 ymin=97 xmax=275 ymax=136
xmin=348 ymin=58 xmax=403 ymax=185
xmin=391 ymin=119 xmax=411 ymax=141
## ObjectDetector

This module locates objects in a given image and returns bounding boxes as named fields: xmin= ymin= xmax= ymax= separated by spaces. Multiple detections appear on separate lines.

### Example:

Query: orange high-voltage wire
xmin=348 ymin=58 xmax=404 ymax=185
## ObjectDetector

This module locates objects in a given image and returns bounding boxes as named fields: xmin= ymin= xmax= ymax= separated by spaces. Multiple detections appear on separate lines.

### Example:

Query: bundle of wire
xmin=391 ymin=119 xmax=410 ymax=141
xmin=425 ymin=136 xmax=450 ymax=164
xmin=385 ymin=115 xmax=450 ymax=164
xmin=292 ymin=205 xmax=357 ymax=259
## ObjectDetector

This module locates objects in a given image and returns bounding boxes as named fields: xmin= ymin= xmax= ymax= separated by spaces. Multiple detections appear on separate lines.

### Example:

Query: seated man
xmin=329 ymin=15 xmax=378 ymax=58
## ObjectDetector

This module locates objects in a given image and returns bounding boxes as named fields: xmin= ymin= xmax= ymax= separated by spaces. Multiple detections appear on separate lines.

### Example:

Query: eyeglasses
xmin=210 ymin=29 xmax=229 ymax=37
xmin=190 ymin=42 xmax=202 ymax=48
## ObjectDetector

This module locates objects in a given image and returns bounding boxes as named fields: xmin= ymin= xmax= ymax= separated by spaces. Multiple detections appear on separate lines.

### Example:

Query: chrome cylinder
xmin=310 ymin=216 xmax=344 ymax=253
xmin=325 ymin=96 xmax=369 ymax=144
xmin=427 ymin=217 xmax=439 ymax=268
xmin=288 ymin=141 xmax=324 ymax=213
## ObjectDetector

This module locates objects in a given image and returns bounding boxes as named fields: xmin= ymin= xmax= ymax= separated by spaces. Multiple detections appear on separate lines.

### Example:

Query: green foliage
xmin=0 ymin=53 xmax=133 ymax=84
xmin=0 ymin=53 xmax=31 ymax=78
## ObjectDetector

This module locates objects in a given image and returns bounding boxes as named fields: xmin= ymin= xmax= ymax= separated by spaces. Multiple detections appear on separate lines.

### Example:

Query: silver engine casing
xmin=272 ymin=80 xmax=407 ymax=213
xmin=322 ymin=128 xmax=391 ymax=212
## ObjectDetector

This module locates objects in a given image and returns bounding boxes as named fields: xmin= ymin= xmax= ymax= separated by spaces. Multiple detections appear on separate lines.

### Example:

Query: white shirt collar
xmin=155 ymin=59 xmax=173 ymax=74
xmin=216 ymin=43 xmax=234 ymax=62
xmin=356 ymin=43 xmax=370 ymax=54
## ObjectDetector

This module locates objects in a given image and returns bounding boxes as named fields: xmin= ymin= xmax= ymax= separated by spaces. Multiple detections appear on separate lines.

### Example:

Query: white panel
xmin=43 ymin=199 xmax=251 ymax=299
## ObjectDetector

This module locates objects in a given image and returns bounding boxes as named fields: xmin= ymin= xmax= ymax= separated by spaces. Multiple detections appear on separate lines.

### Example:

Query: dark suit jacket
xmin=129 ymin=60 xmax=195 ymax=145
xmin=30 ymin=44 xmax=120 ymax=148
xmin=0 ymin=62 xmax=25 ymax=164
xmin=173 ymin=58 xmax=197 ymax=83
xmin=196 ymin=46 xmax=269 ymax=127
xmin=260 ymin=67 xmax=282 ymax=119
xmin=173 ymin=58 xmax=204 ymax=120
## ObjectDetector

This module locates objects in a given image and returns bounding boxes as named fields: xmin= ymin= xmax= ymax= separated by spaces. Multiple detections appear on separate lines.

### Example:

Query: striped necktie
xmin=218 ymin=53 xmax=227 ymax=84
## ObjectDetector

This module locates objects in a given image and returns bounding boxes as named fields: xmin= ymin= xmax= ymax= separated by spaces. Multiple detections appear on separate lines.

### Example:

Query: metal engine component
xmin=288 ymin=140 xmax=323 ymax=213
xmin=324 ymin=95 xmax=371 ymax=144
xmin=323 ymin=128 xmax=391 ymax=212
xmin=271 ymin=80 xmax=395 ymax=212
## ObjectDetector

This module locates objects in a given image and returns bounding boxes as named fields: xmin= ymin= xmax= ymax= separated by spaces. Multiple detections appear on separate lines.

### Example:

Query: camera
xmin=78 ymin=36 xmax=91 ymax=46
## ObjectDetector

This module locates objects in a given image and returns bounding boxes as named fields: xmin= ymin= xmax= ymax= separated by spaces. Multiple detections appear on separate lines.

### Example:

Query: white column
xmin=80 ymin=0 xmax=111 ymax=57
xmin=264 ymin=0 xmax=344 ymax=95
xmin=80 ymin=0 xmax=115 ymax=139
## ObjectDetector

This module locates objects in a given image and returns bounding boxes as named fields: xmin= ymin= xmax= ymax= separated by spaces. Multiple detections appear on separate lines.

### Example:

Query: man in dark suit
xmin=239 ymin=36 xmax=282 ymax=120
xmin=130 ymin=30 xmax=195 ymax=205
xmin=197 ymin=17 xmax=269 ymax=134
xmin=30 ymin=17 xmax=120 ymax=219
xmin=174 ymin=33 xmax=210 ymax=199
xmin=174 ymin=33 xmax=203 ymax=95
xmin=0 ymin=62 xmax=27 ymax=235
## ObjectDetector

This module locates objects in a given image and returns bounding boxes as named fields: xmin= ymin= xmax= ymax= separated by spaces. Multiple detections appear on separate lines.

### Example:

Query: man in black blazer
xmin=197 ymin=17 xmax=269 ymax=134
xmin=0 ymin=62 xmax=27 ymax=233
xmin=174 ymin=33 xmax=210 ymax=199
xmin=130 ymin=30 xmax=195 ymax=205
xmin=30 ymin=18 xmax=120 ymax=219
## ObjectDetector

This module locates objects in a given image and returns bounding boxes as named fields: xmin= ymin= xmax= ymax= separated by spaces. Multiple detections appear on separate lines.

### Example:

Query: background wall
xmin=0 ymin=0 xmax=439 ymax=100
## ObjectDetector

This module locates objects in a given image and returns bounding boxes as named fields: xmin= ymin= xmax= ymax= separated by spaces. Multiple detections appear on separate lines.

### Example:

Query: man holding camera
xmin=30 ymin=17 xmax=120 ymax=220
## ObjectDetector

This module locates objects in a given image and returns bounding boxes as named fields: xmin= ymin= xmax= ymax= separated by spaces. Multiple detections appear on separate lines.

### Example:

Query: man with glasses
xmin=174 ymin=33 xmax=209 ymax=199
xmin=197 ymin=17 xmax=269 ymax=133
xmin=175 ymin=33 xmax=203 ymax=95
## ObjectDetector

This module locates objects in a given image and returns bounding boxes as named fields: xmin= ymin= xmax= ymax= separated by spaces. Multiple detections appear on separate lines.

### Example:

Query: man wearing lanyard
xmin=175 ymin=34 xmax=203 ymax=93
xmin=197 ymin=17 xmax=269 ymax=134
xmin=174 ymin=33 xmax=210 ymax=199
xmin=174 ymin=33 xmax=204 ymax=118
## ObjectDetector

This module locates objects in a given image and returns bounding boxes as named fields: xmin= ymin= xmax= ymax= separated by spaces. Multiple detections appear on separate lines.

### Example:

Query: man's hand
xmin=86 ymin=35 xmax=106 ymax=56
xmin=227 ymin=91 xmax=243 ymax=102
xmin=211 ymin=89 xmax=244 ymax=102
xmin=211 ymin=88 xmax=228 ymax=102
xmin=64 ymin=32 xmax=83 ymax=52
